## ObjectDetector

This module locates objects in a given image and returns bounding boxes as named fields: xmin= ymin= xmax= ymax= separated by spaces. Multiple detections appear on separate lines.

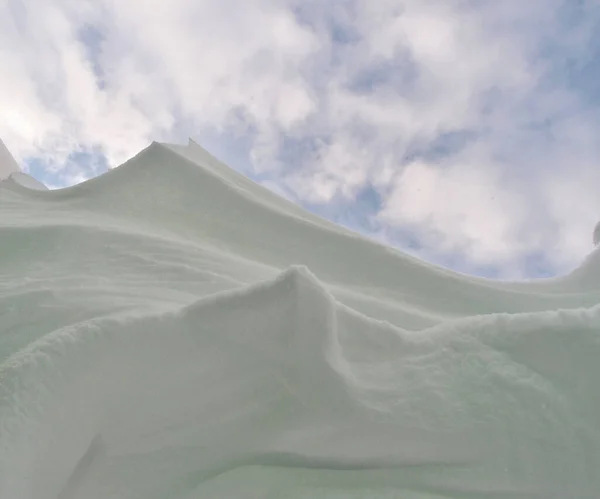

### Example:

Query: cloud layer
xmin=2 ymin=0 xmax=600 ymax=276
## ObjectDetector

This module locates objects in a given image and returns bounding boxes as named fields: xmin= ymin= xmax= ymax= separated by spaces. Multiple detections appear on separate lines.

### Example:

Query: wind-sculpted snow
xmin=1 ymin=141 xmax=600 ymax=498
xmin=0 ymin=139 xmax=20 ymax=180
xmin=2 ymin=172 xmax=48 ymax=191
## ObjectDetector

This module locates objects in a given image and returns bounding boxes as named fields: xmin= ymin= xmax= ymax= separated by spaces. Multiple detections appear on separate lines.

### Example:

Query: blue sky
xmin=1 ymin=0 xmax=600 ymax=278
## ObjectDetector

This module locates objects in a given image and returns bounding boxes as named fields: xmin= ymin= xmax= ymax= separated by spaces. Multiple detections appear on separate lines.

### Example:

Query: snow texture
xmin=1 ymin=139 xmax=600 ymax=498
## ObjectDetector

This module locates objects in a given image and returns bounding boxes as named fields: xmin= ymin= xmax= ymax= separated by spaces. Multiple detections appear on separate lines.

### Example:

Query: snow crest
xmin=0 ymin=138 xmax=20 ymax=180
xmin=1 ymin=141 xmax=600 ymax=498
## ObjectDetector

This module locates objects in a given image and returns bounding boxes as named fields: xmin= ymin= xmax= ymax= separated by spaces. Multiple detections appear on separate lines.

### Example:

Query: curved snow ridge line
xmin=2 ymin=264 xmax=600 ymax=415
xmin=0 ymin=172 xmax=48 ymax=191
xmin=0 ymin=265 xmax=455 ymax=496
xmin=0 ymin=138 xmax=20 ymax=180
xmin=11 ymin=143 xmax=482 ymax=288
xmin=164 ymin=139 xmax=348 ymax=234
xmin=2 ymin=139 xmax=599 ymax=294
xmin=2 ymin=266 xmax=600 ymax=496
xmin=0 ymin=265 xmax=328 ymax=401
xmin=2 ymin=261 xmax=599 ymax=407
xmin=5 ymin=140 xmax=600 ymax=315
xmin=0 ymin=266 xmax=352 ymax=498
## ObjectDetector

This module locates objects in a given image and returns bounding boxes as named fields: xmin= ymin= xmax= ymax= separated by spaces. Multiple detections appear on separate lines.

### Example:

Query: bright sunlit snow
xmin=1 ymin=139 xmax=600 ymax=498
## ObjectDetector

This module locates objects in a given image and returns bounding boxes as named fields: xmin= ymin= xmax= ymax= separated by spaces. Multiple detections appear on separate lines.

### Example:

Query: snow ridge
xmin=0 ymin=138 xmax=20 ymax=180
xmin=1 ymin=140 xmax=600 ymax=498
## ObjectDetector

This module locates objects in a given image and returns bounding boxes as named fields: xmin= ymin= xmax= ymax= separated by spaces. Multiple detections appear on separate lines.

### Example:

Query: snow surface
xmin=0 ymin=138 xmax=20 ymax=179
xmin=1 ymin=139 xmax=600 ymax=498
xmin=1 ymin=171 xmax=48 ymax=191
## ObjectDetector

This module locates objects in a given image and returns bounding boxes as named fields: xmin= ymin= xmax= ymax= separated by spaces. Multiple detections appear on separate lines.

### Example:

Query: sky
xmin=1 ymin=0 xmax=600 ymax=279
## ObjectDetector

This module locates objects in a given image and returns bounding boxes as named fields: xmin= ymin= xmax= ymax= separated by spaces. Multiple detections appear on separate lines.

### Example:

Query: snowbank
xmin=0 ymin=139 xmax=46 ymax=189
xmin=1 ymin=140 xmax=600 ymax=498
xmin=4 ymin=172 xmax=48 ymax=190
xmin=0 ymin=138 xmax=20 ymax=179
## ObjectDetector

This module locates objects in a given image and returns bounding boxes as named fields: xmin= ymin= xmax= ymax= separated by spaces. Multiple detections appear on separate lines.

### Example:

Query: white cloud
xmin=0 ymin=0 xmax=320 ymax=165
xmin=379 ymin=157 xmax=531 ymax=265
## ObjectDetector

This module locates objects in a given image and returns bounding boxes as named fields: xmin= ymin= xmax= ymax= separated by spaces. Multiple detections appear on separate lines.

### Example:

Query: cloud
xmin=2 ymin=0 xmax=600 ymax=276
xmin=379 ymin=156 xmax=530 ymax=264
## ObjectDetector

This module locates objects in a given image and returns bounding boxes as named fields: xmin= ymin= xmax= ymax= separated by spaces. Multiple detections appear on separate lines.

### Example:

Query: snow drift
xmin=1 ymin=140 xmax=600 ymax=498
xmin=0 ymin=138 xmax=20 ymax=180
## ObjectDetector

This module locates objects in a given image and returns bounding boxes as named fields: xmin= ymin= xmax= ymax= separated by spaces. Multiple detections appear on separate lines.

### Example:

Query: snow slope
xmin=0 ymin=138 xmax=20 ymax=179
xmin=0 ymin=139 xmax=46 ymax=189
xmin=1 ymin=139 xmax=600 ymax=498
xmin=0 ymin=171 xmax=48 ymax=191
